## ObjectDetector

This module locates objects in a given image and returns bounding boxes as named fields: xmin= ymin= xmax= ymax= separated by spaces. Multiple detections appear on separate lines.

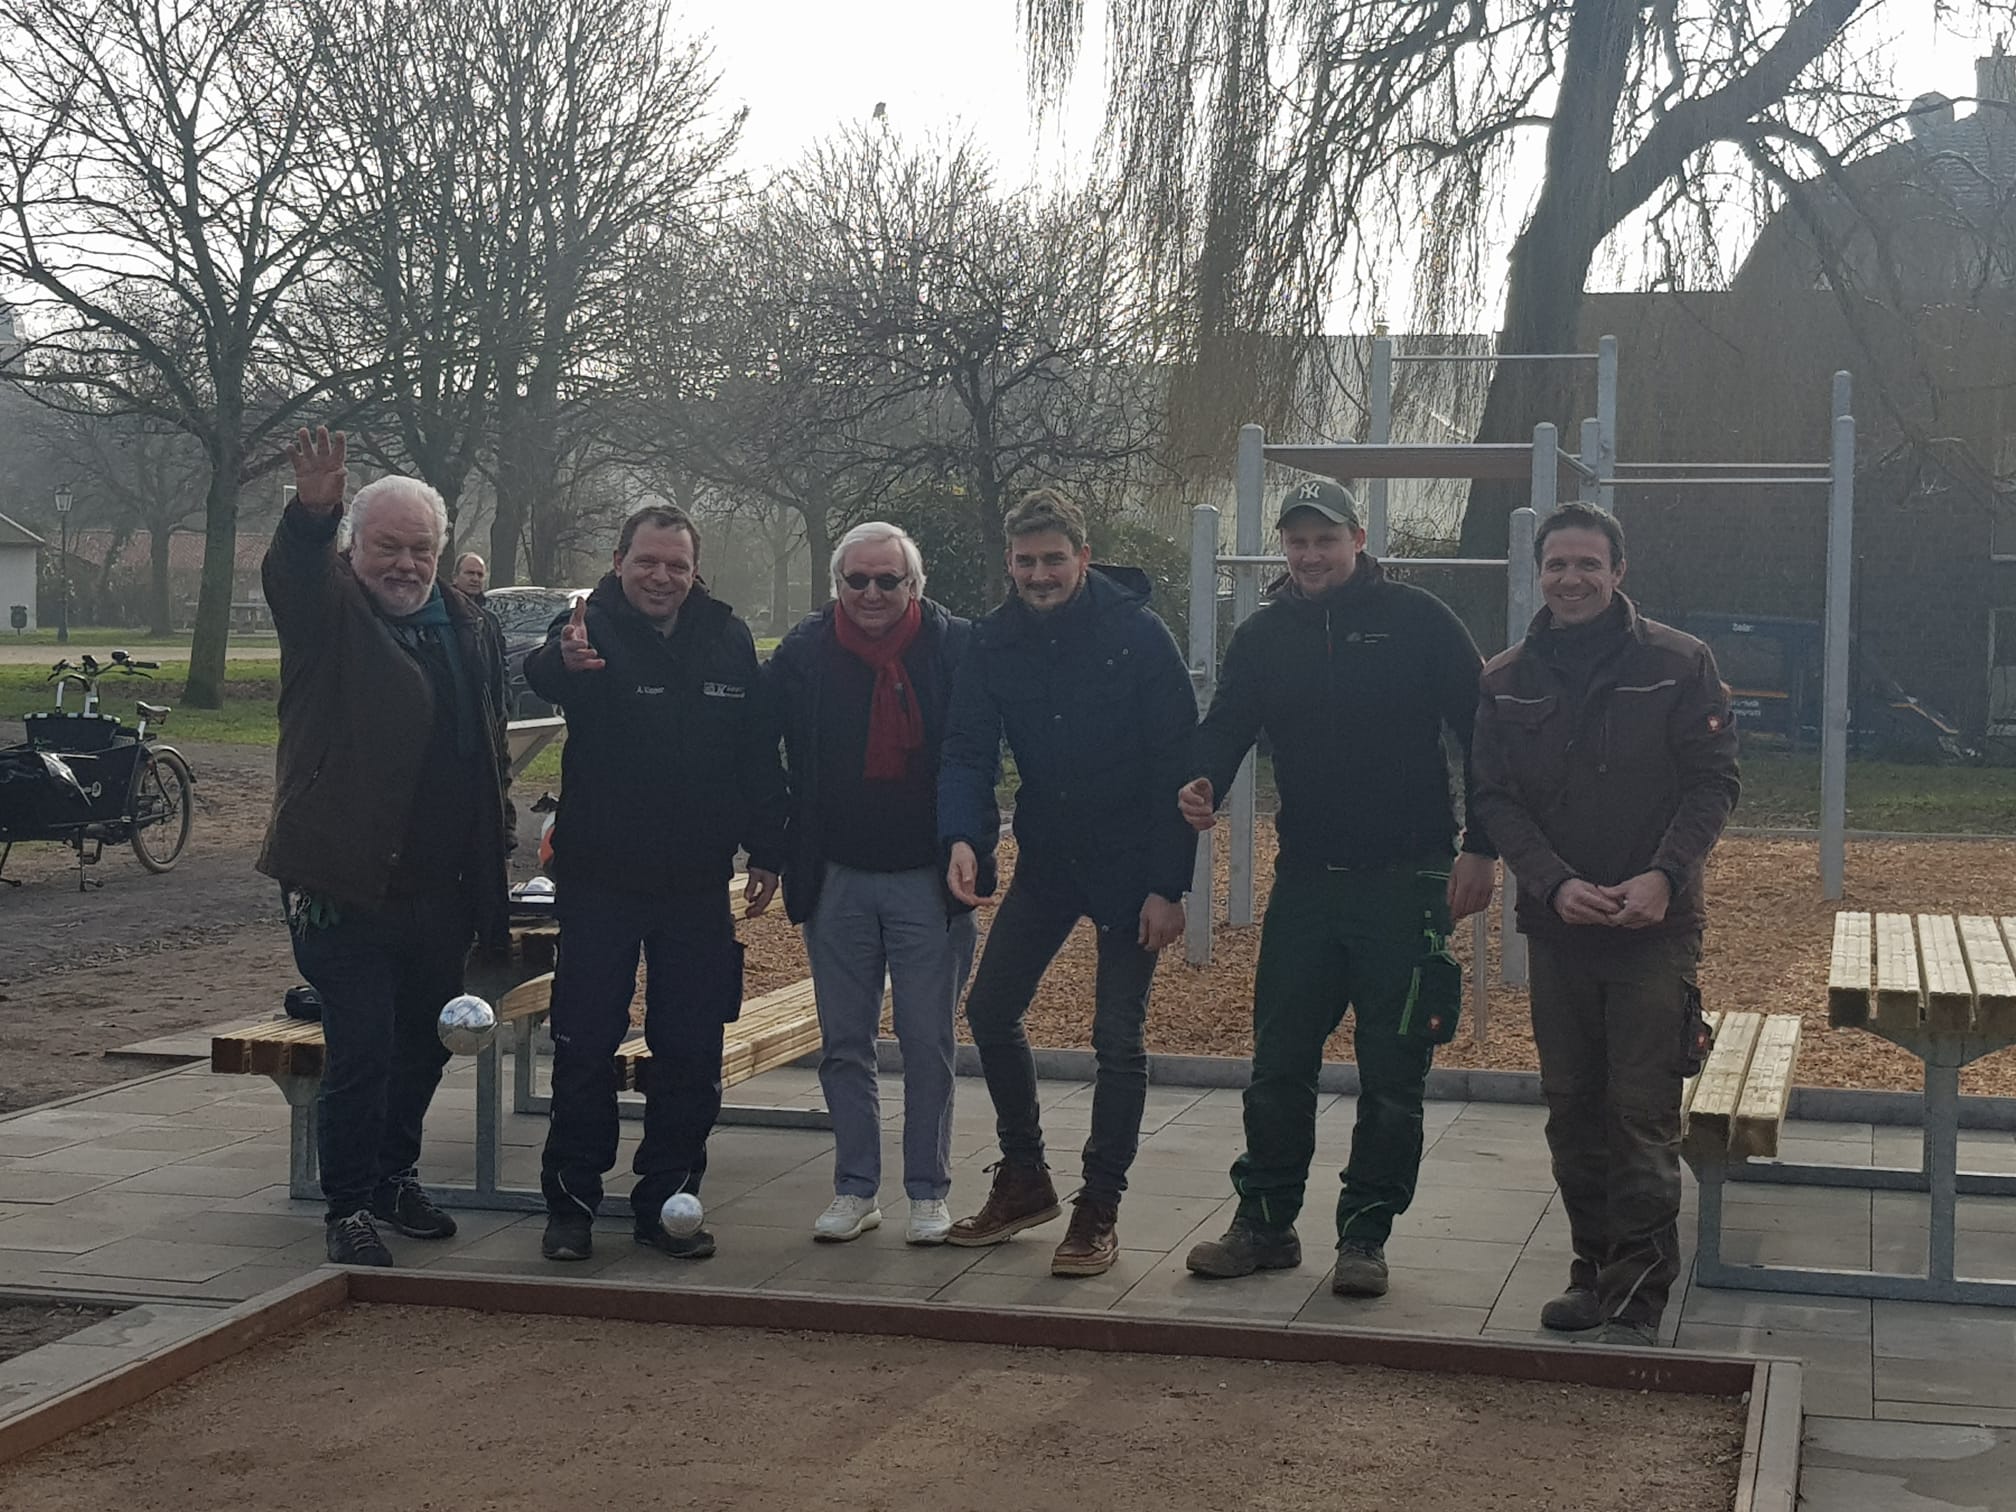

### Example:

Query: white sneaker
xmin=906 ymin=1199 xmax=953 ymax=1246
xmin=813 ymin=1195 xmax=882 ymax=1242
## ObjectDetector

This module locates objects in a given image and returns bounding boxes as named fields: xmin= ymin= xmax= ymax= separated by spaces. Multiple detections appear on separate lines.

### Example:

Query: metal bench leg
xmin=512 ymin=1013 xmax=538 ymax=1116
xmin=1694 ymin=1158 xmax=1727 ymax=1278
xmin=272 ymin=1075 xmax=320 ymax=1203
xmin=1927 ymin=1050 xmax=1961 ymax=1285
xmin=475 ymin=1029 xmax=504 ymax=1198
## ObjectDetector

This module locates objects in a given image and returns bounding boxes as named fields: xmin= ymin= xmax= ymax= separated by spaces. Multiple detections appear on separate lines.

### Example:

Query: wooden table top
xmin=1828 ymin=911 xmax=2016 ymax=1036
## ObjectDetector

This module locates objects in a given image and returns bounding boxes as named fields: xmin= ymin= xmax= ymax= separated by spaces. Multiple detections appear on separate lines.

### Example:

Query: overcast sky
xmin=697 ymin=2 xmax=2007 ymax=329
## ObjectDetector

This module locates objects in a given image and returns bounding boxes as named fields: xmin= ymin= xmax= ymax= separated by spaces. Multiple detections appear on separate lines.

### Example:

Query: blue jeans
xmin=963 ymin=873 xmax=1158 ymax=1201
xmin=539 ymin=881 xmax=743 ymax=1229
xmin=289 ymin=889 xmax=473 ymax=1220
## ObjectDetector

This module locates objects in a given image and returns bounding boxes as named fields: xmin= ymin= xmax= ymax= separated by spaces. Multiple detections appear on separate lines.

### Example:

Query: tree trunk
xmin=148 ymin=527 xmax=174 ymax=637
xmin=185 ymin=447 xmax=243 ymax=709
xmin=798 ymin=498 xmax=832 ymax=608
xmin=769 ymin=533 xmax=792 ymax=629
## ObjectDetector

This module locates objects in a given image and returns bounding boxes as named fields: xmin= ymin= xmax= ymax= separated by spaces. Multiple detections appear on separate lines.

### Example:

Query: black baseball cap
xmin=1275 ymin=479 xmax=1364 ymax=531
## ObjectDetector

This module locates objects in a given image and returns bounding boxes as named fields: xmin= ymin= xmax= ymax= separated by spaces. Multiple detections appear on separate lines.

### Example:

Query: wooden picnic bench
xmin=1690 ymin=910 xmax=2016 ymax=1306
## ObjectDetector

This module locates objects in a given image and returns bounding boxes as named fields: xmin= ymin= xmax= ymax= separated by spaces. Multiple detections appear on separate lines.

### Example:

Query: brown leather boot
xmin=945 ymin=1161 xmax=1061 ymax=1247
xmin=1051 ymin=1193 xmax=1120 ymax=1277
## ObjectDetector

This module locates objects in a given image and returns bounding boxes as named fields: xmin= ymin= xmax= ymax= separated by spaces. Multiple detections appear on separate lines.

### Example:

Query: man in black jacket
xmin=766 ymin=523 xmax=980 ymax=1246
xmin=528 ymin=504 xmax=787 ymax=1264
xmin=1179 ymin=480 xmax=1496 ymax=1299
xmin=938 ymin=489 xmax=1198 ymax=1278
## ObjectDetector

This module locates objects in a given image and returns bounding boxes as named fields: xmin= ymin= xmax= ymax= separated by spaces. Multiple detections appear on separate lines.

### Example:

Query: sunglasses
xmin=842 ymin=572 xmax=910 ymax=592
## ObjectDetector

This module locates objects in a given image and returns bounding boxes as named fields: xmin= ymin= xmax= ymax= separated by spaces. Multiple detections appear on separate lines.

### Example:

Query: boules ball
xmin=437 ymin=994 xmax=497 ymax=1054
xmin=660 ymin=1192 xmax=704 ymax=1239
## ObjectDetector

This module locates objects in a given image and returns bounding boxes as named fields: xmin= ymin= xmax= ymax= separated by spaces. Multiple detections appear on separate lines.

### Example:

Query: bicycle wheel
xmin=130 ymin=748 xmax=193 ymax=872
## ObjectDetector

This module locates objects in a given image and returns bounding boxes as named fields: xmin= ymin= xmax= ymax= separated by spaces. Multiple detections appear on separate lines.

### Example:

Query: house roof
xmin=66 ymin=529 xmax=266 ymax=574
xmin=0 ymin=511 xmax=46 ymax=549
xmin=1863 ymin=106 xmax=2016 ymax=221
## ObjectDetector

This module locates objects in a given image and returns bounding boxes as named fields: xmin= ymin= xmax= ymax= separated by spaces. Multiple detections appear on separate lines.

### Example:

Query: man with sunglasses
xmin=765 ymin=523 xmax=981 ymax=1246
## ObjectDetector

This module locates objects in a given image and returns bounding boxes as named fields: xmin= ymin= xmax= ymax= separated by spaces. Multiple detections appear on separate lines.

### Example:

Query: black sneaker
xmin=635 ymin=1226 xmax=716 ymax=1260
xmin=1185 ymin=1217 xmax=1303 ymax=1278
xmin=542 ymin=1212 xmax=595 ymax=1262
xmin=326 ymin=1208 xmax=394 ymax=1267
xmin=372 ymin=1177 xmax=457 ymax=1240
xmin=1331 ymin=1237 xmax=1390 ymax=1297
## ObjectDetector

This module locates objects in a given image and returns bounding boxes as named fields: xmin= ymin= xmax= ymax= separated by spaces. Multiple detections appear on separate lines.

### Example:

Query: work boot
xmin=1589 ymin=1318 xmax=1660 ymax=1348
xmin=1539 ymin=1284 xmax=1605 ymax=1333
xmin=326 ymin=1209 xmax=394 ymax=1268
xmin=1185 ymin=1216 xmax=1302 ymax=1279
xmin=372 ymin=1175 xmax=458 ymax=1240
xmin=541 ymin=1212 xmax=594 ymax=1262
xmin=1330 ymin=1237 xmax=1390 ymax=1297
xmin=1051 ymin=1193 xmax=1121 ymax=1277
xmin=945 ymin=1161 xmax=1061 ymax=1247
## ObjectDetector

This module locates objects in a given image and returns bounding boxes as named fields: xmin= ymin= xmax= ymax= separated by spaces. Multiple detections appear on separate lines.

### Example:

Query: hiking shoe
xmin=1539 ymin=1285 xmax=1605 ymax=1333
xmin=326 ymin=1209 xmax=394 ymax=1267
xmin=372 ymin=1176 xmax=457 ymax=1240
xmin=906 ymin=1199 xmax=953 ymax=1246
xmin=541 ymin=1212 xmax=594 ymax=1262
xmin=1185 ymin=1217 xmax=1303 ymax=1279
xmin=1051 ymin=1193 xmax=1121 ymax=1277
xmin=635 ymin=1226 xmax=716 ymax=1260
xmin=1330 ymin=1238 xmax=1390 ymax=1297
xmin=946 ymin=1161 xmax=1061 ymax=1247
xmin=813 ymin=1195 xmax=882 ymax=1243
xmin=1589 ymin=1318 xmax=1660 ymax=1348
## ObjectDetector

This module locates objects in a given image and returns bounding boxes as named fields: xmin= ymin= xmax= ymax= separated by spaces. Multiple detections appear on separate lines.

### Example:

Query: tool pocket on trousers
xmin=1399 ymin=870 xmax=1462 ymax=1045
xmin=1677 ymin=980 xmax=1713 ymax=1077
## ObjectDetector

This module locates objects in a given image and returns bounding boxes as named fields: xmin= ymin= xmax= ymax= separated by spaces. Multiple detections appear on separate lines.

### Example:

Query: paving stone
xmin=1681 ymin=1288 xmax=1871 ymax=1339
xmin=0 ymin=1168 xmax=121 ymax=1203
xmin=933 ymin=1252 xmax=1160 ymax=1311
xmin=100 ymin=1164 xmax=280 ymax=1200
xmin=1676 ymin=1321 xmax=1872 ymax=1418
xmin=48 ymin=1237 xmax=273 ymax=1284
xmin=58 ymin=1302 xmax=219 ymax=1354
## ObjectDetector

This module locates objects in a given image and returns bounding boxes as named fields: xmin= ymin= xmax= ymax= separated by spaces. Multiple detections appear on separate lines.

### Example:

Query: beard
xmin=366 ymin=574 xmax=432 ymax=617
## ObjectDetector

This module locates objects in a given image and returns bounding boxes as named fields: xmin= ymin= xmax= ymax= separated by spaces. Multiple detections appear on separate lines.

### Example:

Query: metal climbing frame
xmin=1185 ymin=420 xmax=1599 ymax=1042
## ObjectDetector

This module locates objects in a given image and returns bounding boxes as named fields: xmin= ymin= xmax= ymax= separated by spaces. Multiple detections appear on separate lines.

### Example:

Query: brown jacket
xmin=1471 ymin=596 xmax=1738 ymax=942
xmin=255 ymin=501 xmax=511 ymax=943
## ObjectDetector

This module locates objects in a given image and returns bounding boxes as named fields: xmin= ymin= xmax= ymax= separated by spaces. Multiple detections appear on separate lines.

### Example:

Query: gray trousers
xmin=803 ymin=863 xmax=977 ymax=1201
xmin=1528 ymin=931 xmax=1703 ymax=1329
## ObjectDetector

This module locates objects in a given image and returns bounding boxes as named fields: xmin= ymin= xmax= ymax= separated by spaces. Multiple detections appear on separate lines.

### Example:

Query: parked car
xmin=483 ymin=585 xmax=589 ymax=718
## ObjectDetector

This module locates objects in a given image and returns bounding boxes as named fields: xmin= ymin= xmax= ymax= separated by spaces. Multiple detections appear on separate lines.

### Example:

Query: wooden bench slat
xmin=1917 ymin=914 xmax=1976 ymax=1033
xmin=1686 ymin=1011 xmax=1762 ymax=1157
xmin=1732 ymin=1016 xmax=1802 ymax=1158
xmin=1827 ymin=912 xmax=1872 ymax=1027
xmin=1961 ymin=917 xmax=2016 ymax=1037
xmin=1873 ymin=912 xmax=1924 ymax=1030
xmin=1678 ymin=1010 xmax=1724 ymax=1120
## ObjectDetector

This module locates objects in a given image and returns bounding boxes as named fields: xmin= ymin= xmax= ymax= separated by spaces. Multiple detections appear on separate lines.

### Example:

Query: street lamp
xmin=53 ymin=484 xmax=72 ymax=645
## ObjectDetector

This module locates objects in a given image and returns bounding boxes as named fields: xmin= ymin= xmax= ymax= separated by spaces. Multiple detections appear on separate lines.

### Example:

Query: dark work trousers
xmin=540 ymin=880 xmax=744 ymax=1230
xmin=1527 ymin=930 xmax=1703 ymax=1330
xmin=963 ymin=872 xmax=1157 ymax=1202
xmin=289 ymin=889 xmax=473 ymax=1221
xmin=1231 ymin=859 xmax=1446 ymax=1245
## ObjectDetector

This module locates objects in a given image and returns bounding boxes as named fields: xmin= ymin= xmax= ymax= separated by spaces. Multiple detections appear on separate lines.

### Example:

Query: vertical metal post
xmin=1821 ymin=372 xmax=1854 ymax=901
xmin=1578 ymin=418 xmax=1603 ymax=506
xmin=1229 ymin=425 xmax=1264 ymax=928
xmin=1186 ymin=504 xmax=1221 ymax=966
xmin=475 ymin=1031 xmax=503 ymax=1197
xmin=1367 ymin=336 xmax=1393 ymax=556
xmin=1502 ymin=494 xmax=1541 ymax=989
xmin=1925 ymin=1050 xmax=1960 ymax=1284
xmin=1596 ymin=335 xmax=1619 ymax=513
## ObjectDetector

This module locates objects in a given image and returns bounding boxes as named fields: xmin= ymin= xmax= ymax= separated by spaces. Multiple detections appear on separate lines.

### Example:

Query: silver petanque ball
xmin=437 ymin=994 xmax=497 ymax=1055
xmin=660 ymin=1192 xmax=704 ymax=1239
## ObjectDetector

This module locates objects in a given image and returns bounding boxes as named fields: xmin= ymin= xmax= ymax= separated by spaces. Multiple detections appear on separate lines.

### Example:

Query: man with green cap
xmin=1178 ymin=478 xmax=1497 ymax=1298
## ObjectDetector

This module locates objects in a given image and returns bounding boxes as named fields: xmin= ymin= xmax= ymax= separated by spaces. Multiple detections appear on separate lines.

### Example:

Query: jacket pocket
xmin=1491 ymin=692 xmax=1558 ymax=729
xmin=1398 ymin=867 xmax=1462 ymax=1045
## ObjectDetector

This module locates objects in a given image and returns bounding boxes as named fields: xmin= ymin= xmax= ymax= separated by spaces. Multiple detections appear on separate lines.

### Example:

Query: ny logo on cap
xmin=1298 ymin=482 xmax=1325 ymax=500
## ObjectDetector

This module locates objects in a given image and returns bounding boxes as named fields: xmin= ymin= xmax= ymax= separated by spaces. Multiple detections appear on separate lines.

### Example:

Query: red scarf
xmin=833 ymin=599 xmax=925 ymax=780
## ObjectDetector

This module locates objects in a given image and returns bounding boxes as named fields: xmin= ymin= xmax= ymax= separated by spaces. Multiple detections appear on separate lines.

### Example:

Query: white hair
xmin=830 ymin=520 xmax=926 ymax=598
xmin=343 ymin=475 xmax=449 ymax=553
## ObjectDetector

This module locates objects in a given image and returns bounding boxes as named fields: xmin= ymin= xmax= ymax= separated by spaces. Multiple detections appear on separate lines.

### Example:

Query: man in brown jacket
xmin=259 ymin=427 xmax=511 ymax=1268
xmin=1471 ymin=502 xmax=1738 ymax=1347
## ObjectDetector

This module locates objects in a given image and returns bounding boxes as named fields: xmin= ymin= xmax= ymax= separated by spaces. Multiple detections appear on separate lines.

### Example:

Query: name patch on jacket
xmin=703 ymin=681 xmax=746 ymax=700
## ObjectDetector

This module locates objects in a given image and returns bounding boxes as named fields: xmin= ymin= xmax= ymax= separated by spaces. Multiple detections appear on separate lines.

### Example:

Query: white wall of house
xmin=0 ymin=544 xmax=36 ymax=630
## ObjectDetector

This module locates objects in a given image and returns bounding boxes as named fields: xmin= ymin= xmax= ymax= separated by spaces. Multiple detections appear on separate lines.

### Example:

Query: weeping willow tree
xmin=1024 ymin=0 xmax=2016 ymax=555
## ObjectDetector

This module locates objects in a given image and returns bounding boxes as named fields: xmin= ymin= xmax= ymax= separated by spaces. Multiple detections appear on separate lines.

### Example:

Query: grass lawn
xmin=0 ymin=659 xmax=281 ymax=745
xmin=1738 ymin=748 xmax=2016 ymax=833
xmin=3 ymin=627 xmax=277 ymax=648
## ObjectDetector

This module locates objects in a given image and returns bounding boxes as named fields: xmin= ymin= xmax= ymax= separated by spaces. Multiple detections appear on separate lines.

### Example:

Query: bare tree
xmin=0 ymin=0 xmax=374 ymax=704
xmin=1024 ymin=0 xmax=2016 ymax=554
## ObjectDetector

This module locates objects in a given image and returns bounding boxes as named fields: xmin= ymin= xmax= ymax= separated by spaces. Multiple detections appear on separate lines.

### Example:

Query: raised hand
xmin=559 ymin=597 xmax=605 ymax=673
xmin=1177 ymin=776 xmax=1216 ymax=832
xmin=287 ymin=426 xmax=347 ymax=514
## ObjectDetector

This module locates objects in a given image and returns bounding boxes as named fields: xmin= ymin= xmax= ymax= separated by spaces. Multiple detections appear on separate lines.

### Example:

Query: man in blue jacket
xmin=527 ymin=504 xmax=787 ymax=1265
xmin=766 ymin=522 xmax=983 ymax=1247
xmin=939 ymin=489 xmax=1198 ymax=1278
